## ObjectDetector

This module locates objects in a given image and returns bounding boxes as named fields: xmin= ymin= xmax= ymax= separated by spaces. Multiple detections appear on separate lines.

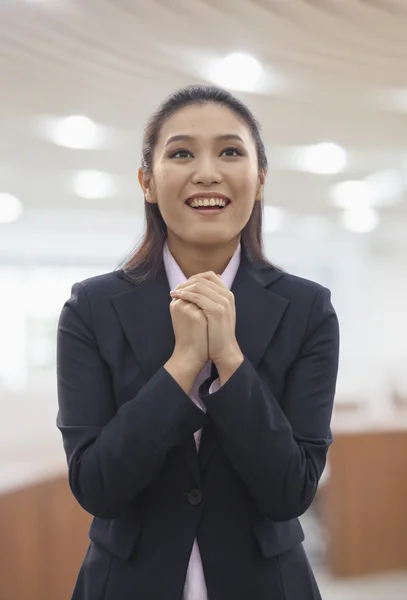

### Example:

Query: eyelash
xmin=170 ymin=147 xmax=243 ymax=159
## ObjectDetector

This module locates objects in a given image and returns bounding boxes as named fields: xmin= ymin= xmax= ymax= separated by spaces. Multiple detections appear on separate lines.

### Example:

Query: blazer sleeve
xmin=200 ymin=286 xmax=339 ymax=522
xmin=56 ymin=282 xmax=205 ymax=519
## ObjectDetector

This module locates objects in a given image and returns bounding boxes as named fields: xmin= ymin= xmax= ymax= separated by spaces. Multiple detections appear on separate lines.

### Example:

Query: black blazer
xmin=56 ymin=250 xmax=339 ymax=600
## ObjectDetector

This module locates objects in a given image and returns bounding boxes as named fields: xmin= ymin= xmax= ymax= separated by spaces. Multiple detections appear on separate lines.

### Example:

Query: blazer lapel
xmin=199 ymin=254 xmax=289 ymax=471
xmin=111 ymin=265 xmax=202 ymax=487
xmin=233 ymin=256 xmax=289 ymax=369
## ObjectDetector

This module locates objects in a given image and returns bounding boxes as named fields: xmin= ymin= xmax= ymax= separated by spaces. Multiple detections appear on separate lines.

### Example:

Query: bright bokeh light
xmin=72 ymin=170 xmax=116 ymax=199
xmin=341 ymin=207 xmax=379 ymax=233
xmin=209 ymin=52 xmax=263 ymax=91
xmin=49 ymin=115 xmax=103 ymax=150
xmin=0 ymin=193 xmax=23 ymax=224
xmin=330 ymin=180 xmax=377 ymax=210
xmin=296 ymin=143 xmax=347 ymax=175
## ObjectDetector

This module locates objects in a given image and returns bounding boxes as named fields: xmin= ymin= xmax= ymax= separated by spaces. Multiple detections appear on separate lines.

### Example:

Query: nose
xmin=191 ymin=155 xmax=222 ymax=186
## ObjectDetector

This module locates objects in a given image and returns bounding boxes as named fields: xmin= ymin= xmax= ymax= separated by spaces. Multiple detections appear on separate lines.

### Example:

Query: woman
xmin=57 ymin=84 xmax=339 ymax=600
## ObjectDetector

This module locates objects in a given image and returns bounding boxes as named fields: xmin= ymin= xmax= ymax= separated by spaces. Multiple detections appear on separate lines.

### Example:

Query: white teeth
xmin=188 ymin=197 xmax=228 ymax=208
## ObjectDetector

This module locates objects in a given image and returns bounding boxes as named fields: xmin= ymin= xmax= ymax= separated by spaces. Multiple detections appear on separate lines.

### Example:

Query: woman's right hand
xmin=169 ymin=297 xmax=209 ymax=368
xmin=164 ymin=298 xmax=209 ymax=395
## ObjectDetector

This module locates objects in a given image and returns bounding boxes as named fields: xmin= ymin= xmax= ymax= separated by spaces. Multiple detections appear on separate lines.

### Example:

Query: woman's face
xmin=139 ymin=103 xmax=265 ymax=249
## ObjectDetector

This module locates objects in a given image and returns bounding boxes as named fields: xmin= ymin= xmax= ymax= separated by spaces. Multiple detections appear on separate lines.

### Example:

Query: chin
xmin=182 ymin=229 xmax=234 ymax=247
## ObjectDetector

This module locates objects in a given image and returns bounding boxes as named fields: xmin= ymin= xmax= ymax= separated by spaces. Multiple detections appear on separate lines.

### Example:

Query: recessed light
xmin=209 ymin=52 xmax=263 ymax=91
xmin=48 ymin=115 xmax=104 ymax=150
xmin=0 ymin=193 xmax=23 ymax=224
xmin=72 ymin=171 xmax=116 ymax=199
xmin=330 ymin=180 xmax=377 ymax=210
xmin=295 ymin=143 xmax=347 ymax=175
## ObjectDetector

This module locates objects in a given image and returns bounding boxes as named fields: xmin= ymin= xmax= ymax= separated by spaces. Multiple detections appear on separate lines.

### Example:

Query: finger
xmin=171 ymin=297 xmax=201 ymax=314
xmin=171 ymin=281 xmax=228 ymax=306
xmin=197 ymin=271 xmax=227 ymax=289
xmin=173 ymin=272 xmax=225 ymax=291
xmin=172 ymin=290 xmax=221 ymax=314
xmin=173 ymin=276 xmax=229 ymax=296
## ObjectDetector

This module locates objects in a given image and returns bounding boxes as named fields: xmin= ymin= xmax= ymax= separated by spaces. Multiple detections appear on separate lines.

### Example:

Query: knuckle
xmin=188 ymin=308 xmax=199 ymax=320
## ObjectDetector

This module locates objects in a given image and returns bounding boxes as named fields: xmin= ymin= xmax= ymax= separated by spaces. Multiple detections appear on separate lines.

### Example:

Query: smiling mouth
xmin=185 ymin=197 xmax=231 ymax=211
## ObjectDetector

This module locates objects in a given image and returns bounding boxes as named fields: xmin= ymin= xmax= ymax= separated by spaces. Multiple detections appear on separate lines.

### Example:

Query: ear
xmin=255 ymin=170 xmax=266 ymax=202
xmin=138 ymin=168 xmax=157 ymax=204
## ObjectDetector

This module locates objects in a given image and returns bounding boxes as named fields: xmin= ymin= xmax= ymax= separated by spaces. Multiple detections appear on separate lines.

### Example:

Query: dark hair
xmin=118 ymin=84 xmax=274 ymax=283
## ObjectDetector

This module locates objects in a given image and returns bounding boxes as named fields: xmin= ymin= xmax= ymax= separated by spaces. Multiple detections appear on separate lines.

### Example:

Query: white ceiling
xmin=1 ymin=0 xmax=407 ymax=224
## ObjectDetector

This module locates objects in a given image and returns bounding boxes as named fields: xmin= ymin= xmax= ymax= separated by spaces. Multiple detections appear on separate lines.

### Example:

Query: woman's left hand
xmin=170 ymin=272 xmax=244 ymax=373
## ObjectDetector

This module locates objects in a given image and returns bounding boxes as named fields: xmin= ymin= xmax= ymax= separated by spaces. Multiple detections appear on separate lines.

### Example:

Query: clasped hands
xmin=170 ymin=271 xmax=244 ymax=377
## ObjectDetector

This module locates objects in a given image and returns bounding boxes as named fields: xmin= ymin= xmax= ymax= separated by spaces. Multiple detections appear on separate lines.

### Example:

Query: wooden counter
xmin=0 ymin=474 xmax=91 ymax=600
xmin=322 ymin=415 xmax=407 ymax=577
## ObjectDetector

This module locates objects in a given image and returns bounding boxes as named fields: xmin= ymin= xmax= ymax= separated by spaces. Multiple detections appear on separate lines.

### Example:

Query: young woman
xmin=57 ymin=85 xmax=339 ymax=600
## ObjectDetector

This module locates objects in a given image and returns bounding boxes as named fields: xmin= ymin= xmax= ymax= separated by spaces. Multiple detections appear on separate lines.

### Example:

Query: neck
xmin=167 ymin=235 xmax=240 ymax=278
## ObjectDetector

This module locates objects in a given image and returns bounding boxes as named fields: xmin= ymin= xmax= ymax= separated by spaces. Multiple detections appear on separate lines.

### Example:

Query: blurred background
xmin=1 ymin=0 xmax=407 ymax=598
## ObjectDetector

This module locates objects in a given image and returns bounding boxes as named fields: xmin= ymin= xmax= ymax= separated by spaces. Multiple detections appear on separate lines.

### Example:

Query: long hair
xmin=118 ymin=85 xmax=274 ymax=283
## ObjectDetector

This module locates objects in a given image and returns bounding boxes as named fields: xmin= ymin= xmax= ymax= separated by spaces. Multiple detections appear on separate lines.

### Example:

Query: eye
xmin=221 ymin=147 xmax=242 ymax=157
xmin=170 ymin=149 xmax=193 ymax=159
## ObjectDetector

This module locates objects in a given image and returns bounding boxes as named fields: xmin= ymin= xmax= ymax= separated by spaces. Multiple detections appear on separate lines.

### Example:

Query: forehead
xmin=157 ymin=103 xmax=253 ymax=145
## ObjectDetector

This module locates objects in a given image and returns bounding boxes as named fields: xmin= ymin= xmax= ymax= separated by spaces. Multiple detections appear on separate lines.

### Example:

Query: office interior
xmin=1 ymin=1 xmax=407 ymax=599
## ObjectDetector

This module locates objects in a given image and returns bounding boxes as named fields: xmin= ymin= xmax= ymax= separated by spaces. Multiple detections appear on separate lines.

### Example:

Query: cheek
xmin=230 ymin=162 xmax=258 ymax=189
xmin=154 ymin=165 xmax=186 ymax=199
xmin=234 ymin=172 xmax=258 ymax=203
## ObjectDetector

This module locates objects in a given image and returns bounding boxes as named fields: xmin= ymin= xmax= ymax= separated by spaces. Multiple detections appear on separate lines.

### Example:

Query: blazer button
xmin=187 ymin=488 xmax=202 ymax=506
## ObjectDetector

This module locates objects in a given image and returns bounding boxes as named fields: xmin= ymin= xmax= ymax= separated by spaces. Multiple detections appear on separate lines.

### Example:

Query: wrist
xmin=164 ymin=350 xmax=205 ymax=396
xmin=214 ymin=347 xmax=244 ymax=386
xmin=171 ymin=348 xmax=206 ymax=375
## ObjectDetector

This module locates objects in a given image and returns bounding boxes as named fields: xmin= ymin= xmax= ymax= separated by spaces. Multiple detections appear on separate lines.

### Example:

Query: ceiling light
xmin=296 ymin=143 xmax=347 ymax=175
xmin=341 ymin=207 xmax=379 ymax=233
xmin=72 ymin=171 xmax=115 ymax=199
xmin=330 ymin=180 xmax=377 ymax=210
xmin=263 ymin=205 xmax=284 ymax=233
xmin=49 ymin=115 xmax=104 ymax=149
xmin=209 ymin=52 xmax=263 ymax=91
xmin=0 ymin=193 xmax=23 ymax=224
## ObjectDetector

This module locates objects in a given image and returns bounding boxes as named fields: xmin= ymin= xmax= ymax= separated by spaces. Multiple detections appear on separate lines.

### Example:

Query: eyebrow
xmin=165 ymin=134 xmax=245 ymax=147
